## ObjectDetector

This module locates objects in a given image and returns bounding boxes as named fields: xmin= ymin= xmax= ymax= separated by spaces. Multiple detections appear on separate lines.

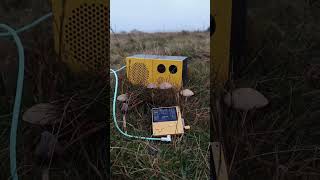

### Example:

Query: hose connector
xmin=161 ymin=135 xmax=172 ymax=142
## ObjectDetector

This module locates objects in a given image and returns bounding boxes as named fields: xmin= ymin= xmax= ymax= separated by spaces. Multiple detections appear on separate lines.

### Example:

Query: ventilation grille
xmin=129 ymin=63 xmax=149 ymax=85
xmin=64 ymin=3 xmax=109 ymax=72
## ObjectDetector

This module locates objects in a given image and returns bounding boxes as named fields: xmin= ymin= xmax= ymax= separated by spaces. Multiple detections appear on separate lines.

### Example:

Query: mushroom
xmin=121 ymin=103 xmax=129 ymax=112
xmin=117 ymin=94 xmax=128 ymax=102
xmin=117 ymin=94 xmax=128 ymax=132
xmin=159 ymin=82 xmax=173 ymax=89
xmin=180 ymin=89 xmax=194 ymax=103
xmin=121 ymin=103 xmax=129 ymax=133
xmin=180 ymin=89 xmax=194 ymax=97
xmin=22 ymin=103 xmax=59 ymax=125
xmin=147 ymin=83 xmax=157 ymax=104
xmin=224 ymin=88 xmax=269 ymax=126
xmin=147 ymin=83 xmax=157 ymax=89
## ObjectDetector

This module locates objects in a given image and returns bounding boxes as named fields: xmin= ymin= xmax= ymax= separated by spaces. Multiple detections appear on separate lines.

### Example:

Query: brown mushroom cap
xmin=159 ymin=82 xmax=173 ymax=89
xmin=224 ymin=88 xmax=269 ymax=111
xmin=117 ymin=94 xmax=128 ymax=102
xmin=180 ymin=89 xmax=194 ymax=97
xmin=147 ymin=83 xmax=157 ymax=89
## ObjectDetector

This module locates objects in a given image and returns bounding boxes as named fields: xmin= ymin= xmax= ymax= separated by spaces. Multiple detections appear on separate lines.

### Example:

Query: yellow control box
xmin=152 ymin=106 xmax=184 ymax=136
xmin=126 ymin=54 xmax=188 ymax=89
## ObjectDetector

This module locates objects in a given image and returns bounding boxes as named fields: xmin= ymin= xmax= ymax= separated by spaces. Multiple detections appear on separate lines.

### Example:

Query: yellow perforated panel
xmin=129 ymin=63 xmax=149 ymax=85
xmin=52 ymin=0 xmax=109 ymax=73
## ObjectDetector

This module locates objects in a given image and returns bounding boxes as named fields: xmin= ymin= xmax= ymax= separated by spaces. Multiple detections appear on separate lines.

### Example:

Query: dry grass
xmin=0 ymin=3 xmax=109 ymax=179
xmin=212 ymin=1 xmax=320 ymax=180
xmin=110 ymin=31 xmax=210 ymax=179
xmin=0 ymin=33 xmax=109 ymax=179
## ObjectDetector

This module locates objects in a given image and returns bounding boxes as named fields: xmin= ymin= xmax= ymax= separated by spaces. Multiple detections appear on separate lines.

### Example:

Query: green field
xmin=110 ymin=31 xmax=210 ymax=179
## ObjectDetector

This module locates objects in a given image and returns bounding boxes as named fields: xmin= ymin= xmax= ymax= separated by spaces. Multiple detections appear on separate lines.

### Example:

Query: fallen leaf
xmin=224 ymin=88 xmax=269 ymax=111
xmin=23 ymin=103 xmax=59 ymax=125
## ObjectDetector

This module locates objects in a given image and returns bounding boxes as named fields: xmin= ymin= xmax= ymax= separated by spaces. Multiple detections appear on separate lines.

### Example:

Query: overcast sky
xmin=110 ymin=0 xmax=210 ymax=32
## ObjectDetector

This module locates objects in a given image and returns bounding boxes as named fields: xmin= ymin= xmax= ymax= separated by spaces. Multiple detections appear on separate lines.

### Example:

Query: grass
xmin=0 ymin=16 xmax=109 ymax=180
xmin=212 ymin=1 xmax=320 ymax=179
xmin=110 ymin=31 xmax=210 ymax=179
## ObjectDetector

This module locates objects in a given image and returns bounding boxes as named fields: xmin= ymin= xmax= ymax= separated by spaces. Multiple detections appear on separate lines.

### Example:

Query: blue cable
xmin=113 ymin=65 xmax=126 ymax=73
xmin=0 ymin=13 xmax=52 ymax=180
xmin=0 ymin=24 xmax=25 ymax=180
xmin=0 ymin=13 xmax=52 ymax=36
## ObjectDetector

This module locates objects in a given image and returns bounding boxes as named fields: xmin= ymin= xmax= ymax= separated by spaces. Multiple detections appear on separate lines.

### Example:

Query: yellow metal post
xmin=211 ymin=1 xmax=233 ymax=179
xmin=211 ymin=0 xmax=232 ymax=86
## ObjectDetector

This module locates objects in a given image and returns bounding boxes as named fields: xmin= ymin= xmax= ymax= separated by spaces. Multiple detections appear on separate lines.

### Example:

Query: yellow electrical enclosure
xmin=126 ymin=54 xmax=188 ymax=89
xmin=51 ymin=0 xmax=109 ymax=73
xmin=211 ymin=0 xmax=232 ymax=86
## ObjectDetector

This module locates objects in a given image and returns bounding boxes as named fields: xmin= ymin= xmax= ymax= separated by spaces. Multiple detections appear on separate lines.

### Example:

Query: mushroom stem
xmin=123 ymin=114 xmax=127 ymax=133
xmin=241 ymin=110 xmax=248 ymax=127
xmin=151 ymin=90 xmax=154 ymax=104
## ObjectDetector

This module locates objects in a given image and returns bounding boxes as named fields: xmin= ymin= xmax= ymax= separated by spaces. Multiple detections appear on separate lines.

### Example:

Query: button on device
xmin=169 ymin=65 xmax=177 ymax=74
xmin=157 ymin=64 xmax=166 ymax=73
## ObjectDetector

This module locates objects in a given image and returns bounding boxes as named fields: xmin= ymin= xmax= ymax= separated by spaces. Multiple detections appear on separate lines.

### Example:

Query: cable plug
xmin=161 ymin=135 xmax=171 ymax=142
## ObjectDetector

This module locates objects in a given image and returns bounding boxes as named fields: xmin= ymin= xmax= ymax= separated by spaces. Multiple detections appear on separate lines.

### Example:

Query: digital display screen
xmin=152 ymin=107 xmax=177 ymax=122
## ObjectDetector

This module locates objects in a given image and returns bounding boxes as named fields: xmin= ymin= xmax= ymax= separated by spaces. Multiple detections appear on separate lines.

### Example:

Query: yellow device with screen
xmin=152 ymin=106 xmax=184 ymax=136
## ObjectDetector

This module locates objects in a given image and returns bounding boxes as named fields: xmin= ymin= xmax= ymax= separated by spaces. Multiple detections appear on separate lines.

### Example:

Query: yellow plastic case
xmin=126 ymin=54 xmax=188 ymax=89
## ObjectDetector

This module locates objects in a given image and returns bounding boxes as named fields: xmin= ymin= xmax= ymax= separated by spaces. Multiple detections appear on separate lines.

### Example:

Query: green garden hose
xmin=110 ymin=68 xmax=171 ymax=142
xmin=0 ymin=24 xmax=25 ymax=180
xmin=0 ymin=13 xmax=52 ymax=180
xmin=0 ymin=13 xmax=52 ymax=36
